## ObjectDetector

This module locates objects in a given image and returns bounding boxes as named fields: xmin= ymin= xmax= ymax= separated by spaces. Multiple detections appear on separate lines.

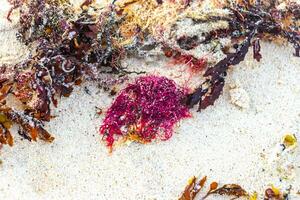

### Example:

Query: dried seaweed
xmin=0 ymin=0 xmax=127 ymax=146
xmin=185 ymin=0 xmax=300 ymax=111
xmin=253 ymin=39 xmax=262 ymax=62
xmin=179 ymin=175 xmax=291 ymax=200
xmin=179 ymin=176 xmax=248 ymax=200
xmin=208 ymin=184 xmax=248 ymax=199
xmin=179 ymin=176 xmax=207 ymax=200
xmin=1 ymin=0 xmax=299 ymax=149
xmin=177 ymin=36 xmax=199 ymax=50
xmin=264 ymin=186 xmax=287 ymax=200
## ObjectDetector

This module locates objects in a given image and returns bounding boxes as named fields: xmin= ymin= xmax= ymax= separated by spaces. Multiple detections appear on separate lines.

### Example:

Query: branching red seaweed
xmin=100 ymin=75 xmax=191 ymax=149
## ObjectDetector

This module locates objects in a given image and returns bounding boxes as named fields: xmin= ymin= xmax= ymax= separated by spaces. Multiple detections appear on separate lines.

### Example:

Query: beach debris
xmin=0 ymin=0 xmax=131 ymax=146
xmin=281 ymin=134 xmax=297 ymax=150
xmin=252 ymin=39 xmax=262 ymax=62
xmin=264 ymin=185 xmax=286 ymax=200
xmin=1 ymin=0 xmax=300 ymax=149
xmin=229 ymin=83 xmax=250 ymax=110
xmin=179 ymin=175 xmax=248 ymax=200
xmin=185 ymin=27 xmax=255 ymax=110
xmin=184 ymin=0 xmax=300 ymax=111
xmin=0 ymin=113 xmax=13 ymax=146
xmin=164 ymin=48 xmax=208 ymax=73
xmin=179 ymin=176 xmax=207 ymax=200
xmin=262 ymin=133 xmax=298 ymax=181
xmin=100 ymin=75 xmax=191 ymax=150
xmin=179 ymin=175 xmax=296 ymax=200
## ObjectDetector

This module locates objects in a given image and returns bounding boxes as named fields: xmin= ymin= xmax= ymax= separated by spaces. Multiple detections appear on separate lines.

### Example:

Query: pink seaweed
xmin=100 ymin=75 xmax=191 ymax=149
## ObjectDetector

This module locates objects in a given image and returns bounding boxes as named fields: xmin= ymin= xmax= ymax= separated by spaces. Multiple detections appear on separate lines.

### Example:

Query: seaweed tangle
xmin=0 ymin=0 xmax=127 ymax=145
xmin=100 ymin=75 xmax=191 ymax=149
xmin=1 ymin=0 xmax=299 ymax=149
xmin=184 ymin=0 xmax=300 ymax=111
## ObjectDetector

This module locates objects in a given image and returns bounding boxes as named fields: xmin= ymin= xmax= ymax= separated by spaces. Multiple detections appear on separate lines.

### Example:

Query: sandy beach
xmin=0 ymin=0 xmax=299 ymax=199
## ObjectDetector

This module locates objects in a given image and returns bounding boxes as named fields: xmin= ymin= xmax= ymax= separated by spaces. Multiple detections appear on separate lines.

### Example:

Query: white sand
xmin=0 ymin=1 xmax=299 ymax=199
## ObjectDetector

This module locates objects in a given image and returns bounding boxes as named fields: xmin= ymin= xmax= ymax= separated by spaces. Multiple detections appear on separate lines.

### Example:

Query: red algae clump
xmin=162 ymin=47 xmax=207 ymax=73
xmin=100 ymin=75 xmax=191 ymax=149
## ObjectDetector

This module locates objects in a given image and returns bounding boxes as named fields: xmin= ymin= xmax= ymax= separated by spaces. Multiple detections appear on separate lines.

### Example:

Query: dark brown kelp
xmin=185 ymin=0 xmax=300 ymax=111
xmin=187 ymin=28 xmax=255 ymax=110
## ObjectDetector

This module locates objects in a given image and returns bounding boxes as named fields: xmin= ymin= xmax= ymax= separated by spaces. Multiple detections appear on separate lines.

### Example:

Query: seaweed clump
xmin=1 ymin=0 xmax=300 ymax=150
xmin=179 ymin=175 xmax=248 ymax=200
xmin=100 ymin=75 xmax=191 ymax=149
xmin=0 ymin=0 xmax=126 ymax=146
xmin=184 ymin=0 xmax=300 ymax=111
xmin=179 ymin=175 xmax=289 ymax=200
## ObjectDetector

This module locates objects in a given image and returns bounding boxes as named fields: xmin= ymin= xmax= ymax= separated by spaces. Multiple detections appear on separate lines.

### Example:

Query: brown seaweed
xmin=1 ymin=0 xmax=125 ymax=146
xmin=1 ymin=0 xmax=299 ymax=148
xmin=179 ymin=176 xmax=248 ymax=200
xmin=185 ymin=0 xmax=300 ymax=111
